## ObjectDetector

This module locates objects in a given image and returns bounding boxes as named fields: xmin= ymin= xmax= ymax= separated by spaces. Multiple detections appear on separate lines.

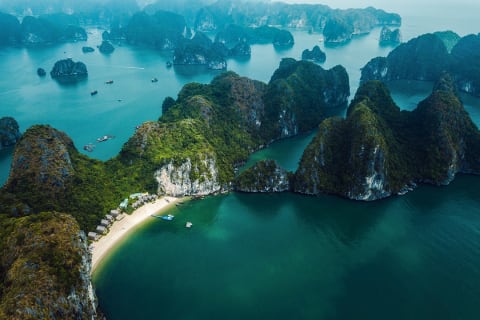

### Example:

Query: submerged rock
xmin=36 ymin=67 xmax=46 ymax=76
xmin=82 ymin=46 xmax=95 ymax=53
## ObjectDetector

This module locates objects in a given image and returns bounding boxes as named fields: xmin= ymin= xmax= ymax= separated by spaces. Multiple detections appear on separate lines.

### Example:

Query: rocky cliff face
xmin=6 ymin=125 xmax=75 ymax=203
xmin=50 ymin=58 xmax=88 ymax=83
xmin=234 ymin=160 xmax=291 ymax=193
xmin=0 ymin=117 xmax=21 ymax=150
xmin=155 ymin=157 xmax=221 ymax=196
xmin=294 ymin=75 xmax=480 ymax=200
xmin=0 ymin=212 xmax=98 ymax=319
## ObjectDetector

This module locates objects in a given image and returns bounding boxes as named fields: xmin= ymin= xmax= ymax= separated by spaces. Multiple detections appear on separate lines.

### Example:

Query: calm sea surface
xmin=1 ymin=5 xmax=480 ymax=320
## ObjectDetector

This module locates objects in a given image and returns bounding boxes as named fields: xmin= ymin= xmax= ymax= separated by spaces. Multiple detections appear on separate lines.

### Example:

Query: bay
xmin=1 ymin=3 xmax=480 ymax=320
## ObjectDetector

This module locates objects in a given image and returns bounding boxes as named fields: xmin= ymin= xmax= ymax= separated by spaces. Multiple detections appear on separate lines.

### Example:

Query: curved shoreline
xmin=90 ymin=196 xmax=182 ymax=273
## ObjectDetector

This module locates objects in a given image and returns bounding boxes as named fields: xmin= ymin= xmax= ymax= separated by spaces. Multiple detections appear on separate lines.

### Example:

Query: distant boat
xmin=105 ymin=80 xmax=114 ymax=84
xmin=185 ymin=221 xmax=193 ymax=228
xmin=166 ymin=61 xmax=172 ymax=68
xmin=91 ymin=90 xmax=98 ymax=96
xmin=83 ymin=143 xmax=95 ymax=152
xmin=151 ymin=214 xmax=174 ymax=221
xmin=151 ymin=77 xmax=158 ymax=83
xmin=96 ymin=135 xmax=115 ymax=142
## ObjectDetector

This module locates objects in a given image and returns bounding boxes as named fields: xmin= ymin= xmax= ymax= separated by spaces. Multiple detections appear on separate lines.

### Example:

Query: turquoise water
xmin=1 ymin=5 xmax=480 ymax=320
xmin=94 ymin=177 xmax=480 ymax=320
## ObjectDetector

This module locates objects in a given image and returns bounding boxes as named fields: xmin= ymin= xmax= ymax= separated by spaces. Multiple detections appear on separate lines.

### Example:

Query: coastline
xmin=90 ymin=196 xmax=182 ymax=273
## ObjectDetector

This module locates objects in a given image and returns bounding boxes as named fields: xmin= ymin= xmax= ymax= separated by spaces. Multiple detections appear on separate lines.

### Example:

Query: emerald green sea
xmin=93 ymin=176 xmax=480 ymax=319
xmin=1 ymin=3 xmax=480 ymax=319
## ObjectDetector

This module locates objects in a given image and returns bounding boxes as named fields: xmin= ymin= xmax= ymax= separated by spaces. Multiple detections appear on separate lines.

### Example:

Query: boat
xmin=162 ymin=214 xmax=175 ymax=221
xmin=90 ymin=90 xmax=98 ymax=96
xmin=151 ymin=77 xmax=158 ymax=83
xmin=185 ymin=221 xmax=193 ymax=228
xmin=105 ymin=80 xmax=114 ymax=84
xmin=96 ymin=135 xmax=115 ymax=142
xmin=152 ymin=214 xmax=174 ymax=221
xmin=166 ymin=61 xmax=172 ymax=68
xmin=83 ymin=143 xmax=95 ymax=152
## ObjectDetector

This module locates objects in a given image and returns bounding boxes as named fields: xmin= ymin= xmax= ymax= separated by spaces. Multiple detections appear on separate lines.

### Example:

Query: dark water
xmin=94 ymin=176 xmax=480 ymax=320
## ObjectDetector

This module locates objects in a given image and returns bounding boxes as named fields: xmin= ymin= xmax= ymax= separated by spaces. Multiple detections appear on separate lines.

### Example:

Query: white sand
xmin=90 ymin=196 xmax=181 ymax=273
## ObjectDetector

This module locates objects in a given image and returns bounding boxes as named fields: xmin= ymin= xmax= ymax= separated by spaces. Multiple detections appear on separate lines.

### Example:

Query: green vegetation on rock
xmin=295 ymin=74 xmax=480 ymax=200
xmin=0 ymin=212 xmax=97 ymax=319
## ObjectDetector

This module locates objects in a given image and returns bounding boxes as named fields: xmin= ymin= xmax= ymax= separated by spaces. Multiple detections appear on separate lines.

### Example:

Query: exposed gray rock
xmin=154 ymin=157 xmax=222 ymax=196
xmin=234 ymin=160 xmax=291 ymax=193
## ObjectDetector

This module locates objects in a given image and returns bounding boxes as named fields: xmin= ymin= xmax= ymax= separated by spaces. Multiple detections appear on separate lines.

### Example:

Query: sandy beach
xmin=90 ymin=196 xmax=181 ymax=273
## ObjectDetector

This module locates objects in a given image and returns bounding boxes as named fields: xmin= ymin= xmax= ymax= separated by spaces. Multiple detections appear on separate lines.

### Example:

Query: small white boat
xmin=185 ymin=221 xmax=193 ymax=228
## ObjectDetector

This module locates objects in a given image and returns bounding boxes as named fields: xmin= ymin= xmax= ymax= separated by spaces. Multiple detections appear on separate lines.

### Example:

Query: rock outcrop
xmin=173 ymin=31 xmax=227 ymax=70
xmin=301 ymin=45 xmax=326 ymax=63
xmin=0 ymin=117 xmax=21 ymax=150
xmin=379 ymin=26 xmax=401 ymax=45
xmin=294 ymin=74 xmax=480 ymax=200
xmin=234 ymin=160 xmax=291 ymax=193
xmin=155 ymin=157 xmax=221 ymax=196
xmin=215 ymin=24 xmax=294 ymax=50
xmin=98 ymin=40 xmax=114 ymax=54
xmin=36 ymin=67 xmax=46 ymax=76
xmin=82 ymin=46 xmax=94 ymax=53
xmin=0 ymin=212 xmax=98 ymax=319
xmin=50 ymin=58 xmax=88 ymax=83
xmin=262 ymin=58 xmax=349 ymax=141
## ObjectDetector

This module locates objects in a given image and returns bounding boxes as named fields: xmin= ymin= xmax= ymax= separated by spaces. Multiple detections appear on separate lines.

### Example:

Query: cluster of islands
xmin=1 ymin=0 xmax=480 ymax=319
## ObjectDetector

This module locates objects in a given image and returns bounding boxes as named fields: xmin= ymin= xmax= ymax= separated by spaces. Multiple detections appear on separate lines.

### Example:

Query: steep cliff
xmin=294 ymin=75 xmax=480 ymax=200
xmin=0 ymin=212 xmax=98 ymax=319
xmin=361 ymin=33 xmax=451 ymax=83
xmin=2 ymin=125 xmax=121 ymax=232
xmin=0 ymin=117 xmax=21 ymax=150
xmin=215 ymin=24 xmax=294 ymax=49
xmin=262 ymin=58 xmax=349 ymax=141
xmin=234 ymin=160 xmax=291 ymax=193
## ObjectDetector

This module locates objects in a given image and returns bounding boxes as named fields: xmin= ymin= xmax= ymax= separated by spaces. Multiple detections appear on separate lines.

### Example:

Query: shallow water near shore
xmin=93 ymin=177 xmax=480 ymax=320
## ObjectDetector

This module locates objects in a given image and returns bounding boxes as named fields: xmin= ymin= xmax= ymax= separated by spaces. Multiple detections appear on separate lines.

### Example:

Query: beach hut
xmin=100 ymin=219 xmax=110 ymax=227
xmin=110 ymin=209 xmax=120 ymax=217
xmin=88 ymin=232 xmax=99 ymax=241
xmin=96 ymin=225 xmax=107 ymax=234
xmin=105 ymin=214 xmax=114 ymax=222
